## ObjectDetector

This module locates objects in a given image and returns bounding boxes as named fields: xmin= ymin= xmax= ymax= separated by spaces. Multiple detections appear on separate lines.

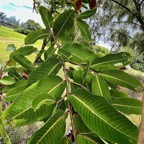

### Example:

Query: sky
xmin=0 ymin=0 xmax=44 ymax=26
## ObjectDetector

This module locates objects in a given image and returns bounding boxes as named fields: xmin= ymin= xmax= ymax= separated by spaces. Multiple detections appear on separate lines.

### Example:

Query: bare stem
xmin=137 ymin=93 xmax=144 ymax=144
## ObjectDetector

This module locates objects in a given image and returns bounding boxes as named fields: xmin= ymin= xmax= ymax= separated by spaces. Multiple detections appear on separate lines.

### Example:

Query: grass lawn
xmin=0 ymin=26 xmax=42 ymax=64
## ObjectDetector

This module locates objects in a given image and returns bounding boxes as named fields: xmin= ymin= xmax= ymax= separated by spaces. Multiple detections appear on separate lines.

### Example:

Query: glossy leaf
xmin=14 ymin=46 xmax=37 ymax=56
xmin=39 ymin=6 xmax=53 ymax=29
xmin=100 ymin=70 xmax=144 ymax=91
xmin=68 ymin=89 xmax=138 ymax=144
xmin=27 ymin=58 xmax=62 ymax=85
xmin=92 ymin=75 xmax=111 ymax=101
xmin=76 ymin=9 xmax=96 ymax=19
xmin=28 ymin=110 xmax=66 ymax=144
xmin=53 ymin=10 xmax=74 ymax=39
xmin=13 ymin=104 xmax=55 ymax=127
xmin=112 ymin=97 xmax=142 ymax=115
xmin=11 ymin=52 xmax=34 ymax=71
xmin=25 ymin=29 xmax=49 ymax=44
xmin=0 ymin=76 xmax=15 ymax=85
xmin=2 ymin=75 xmax=65 ymax=123
xmin=90 ymin=52 xmax=131 ymax=71
xmin=76 ymin=19 xmax=91 ymax=42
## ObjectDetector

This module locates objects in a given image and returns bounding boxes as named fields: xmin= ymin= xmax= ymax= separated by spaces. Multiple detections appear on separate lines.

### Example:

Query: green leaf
xmin=77 ymin=134 xmax=97 ymax=144
xmin=28 ymin=110 xmax=66 ymax=144
xmin=92 ymin=75 xmax=111 ymax=101
xmin=25 ymin=29 xmax=49 ymax=44
xmin=11 ymin=52 xmax=34 ymax=71
xmin=110 ymin=89 xmax=128 ymax=98
xmin=62 ymin=43 xmax=96 ymax=64
xmin=39 ymin=6 xmax=53 ymax=29
xmin=100 ymin=70 xmax=143 ymax=91
xmin=112 ymin=97 xmax=142 ymax=115
xmin=13 ymin=46 xmax=37 ymax=56
xmin=90 ymin=52 xmax=132 ymax=71
xmin=0 ymin=76 xmax=15 ymax=85
xmin=73 ymin=114 xmax=91 ymax=133
xmin=53 ymin=10 xmax=74 ymax=39
xmin=6 ymin=44 xmax=16 ymax=52
xmin=60 ymin=137 xmax=72 ymax=144
xmin=27 ymin=58 xmax=62 ymax=85
xmin=2 ymin=75 xmax=65 ymax=123
xmin=44 ymin=47 xmax=56 ymax=60
xmin=4 ymin=82 xmax=27 ymax=102
xmin=76 ymin=9 xmax=96 ymax=19
xmin=13 ymin=104 xmax=55 ymax=127
xmin=68 ymin=89 xmax=138 ymax=144
xmin=32 ymin=94 xmax=56 ymax=110
xmin=76 ymin=19 xmax=91 ymax=42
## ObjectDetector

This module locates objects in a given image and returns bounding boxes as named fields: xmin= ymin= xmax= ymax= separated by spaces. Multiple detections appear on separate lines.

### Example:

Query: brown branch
xmin=137 ymin=94 xmax=144 ymax=144
xmin=62 ymin=63 xmax=76 ymax=143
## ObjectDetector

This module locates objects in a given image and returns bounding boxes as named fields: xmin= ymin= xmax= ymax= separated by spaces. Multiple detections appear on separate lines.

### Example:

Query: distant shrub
xmin=15 ymin=27 xmax=31 ymax=35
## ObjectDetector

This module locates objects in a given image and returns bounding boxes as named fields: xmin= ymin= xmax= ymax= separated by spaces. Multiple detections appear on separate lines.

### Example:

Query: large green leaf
xmin=28 ymin=110 xmax=66 ymax=144
xmin=2 ymin=75 xmax=65 ymax=123
xmin=100 ymin=70 xmax=143 ymax=91
xmin=68 ymin=89 xmax=138 ymax=144
xmin=11 ymin=52 xmax=34 ymax=71
xmin=25 ymin=29 xmax=49 ymax=44
xmin=76 ymin=19 xmax=91 ymax=42
xmin=13 ymin=46 xmax=37 ymax=56
xmin=61 ymin=43 xmax=96 ymax=64
xmin=53 ymin=10 xmax=74 ymax=39
xmin=60 ymin=137 xmax=72 ymax=144
xmin=76 ymin=9 xmax=96 ymax=19
xmin=112 ymin=97 xmax=142 ymax=115
xmin=27 ymin=58 xmax=62 ymax=85
xmin=39 ymin=6 xmax=53 ymax=29
xmin=92 ymin=75 xmax=111 ymax=101
xmin=90 ymin=52 xmax=131 ymax=71
xmin=76 ymin=134 xmax=97 ymax=144
xmin=13 ymin=104 xmax=55 ymax=127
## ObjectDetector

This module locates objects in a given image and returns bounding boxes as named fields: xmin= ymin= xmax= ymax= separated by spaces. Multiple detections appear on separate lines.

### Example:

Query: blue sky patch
xmin=22 ymin=5 xmax=32 ymax=10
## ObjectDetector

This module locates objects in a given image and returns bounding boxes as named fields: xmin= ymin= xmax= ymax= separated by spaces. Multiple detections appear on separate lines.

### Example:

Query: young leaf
xmin=76 ymin=9 xmax=96 ymax=19
xmin=90 ymin=52 xmax=132 ymax=71
xmin=68 ymin=89 xmax=138 ymax=144
xmin=92 ymin=75 xmax=111 ymax=101
xmin=112 ymin=97 xmax=142 ymax=115
xmin=39 ymin=6 xmax=53 ymax=29
xmin=28 ymin=110 xmax=66 ymax=144
xmin=11 ymin=52 xmax=34 ymax=71
xmin=53 ymin=10 xmax=74 ymax=39
xmin=100 ymin=70 xmax=144 ymax=91
xmin=27 ymin=58 xmax=62 ymax=85
xmin=25 ymin=29 xmax=49 ymax=44
xmin=76 ymin=19 xmax=91 ymax=42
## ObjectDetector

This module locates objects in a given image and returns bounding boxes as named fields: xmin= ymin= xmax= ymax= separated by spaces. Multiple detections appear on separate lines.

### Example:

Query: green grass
xmin=0 ymin=26 xmax=42 ymax=64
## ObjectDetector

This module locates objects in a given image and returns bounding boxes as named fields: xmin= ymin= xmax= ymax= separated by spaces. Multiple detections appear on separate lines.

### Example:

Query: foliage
xmin=0 ymin=1 xmax=144 ymax=144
